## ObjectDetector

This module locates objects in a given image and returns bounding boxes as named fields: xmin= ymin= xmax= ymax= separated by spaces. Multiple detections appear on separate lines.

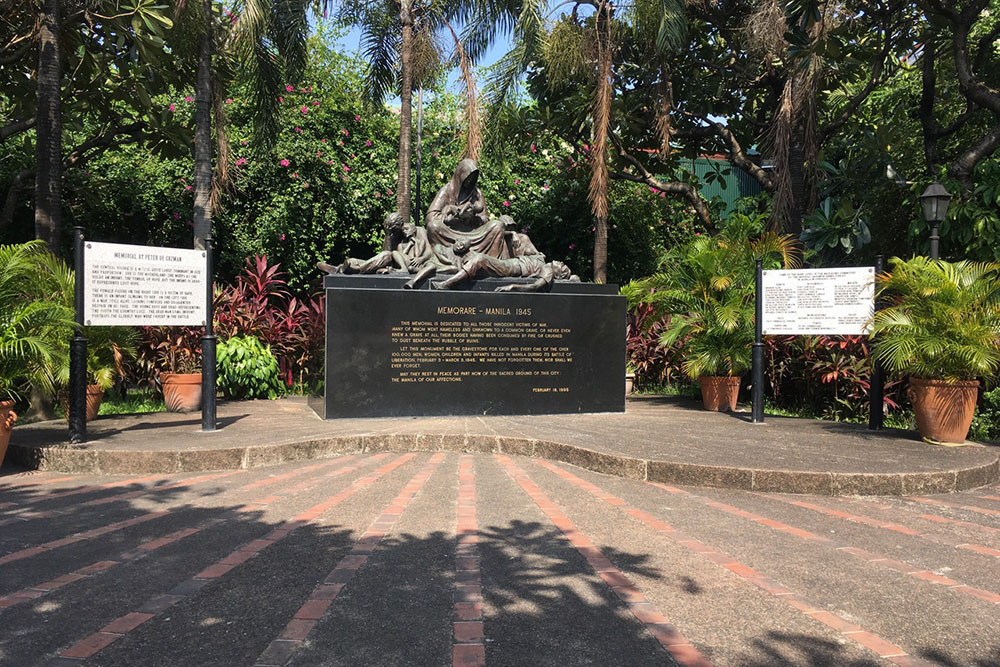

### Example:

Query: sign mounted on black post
xmin=69 ymin=239 xmax=216 ymax=443
xmin=83 ymin=241 xmax=208 ymax=326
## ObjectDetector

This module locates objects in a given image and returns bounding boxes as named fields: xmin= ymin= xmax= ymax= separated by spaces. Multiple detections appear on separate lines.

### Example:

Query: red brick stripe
xmin=497 ymin=455 xmax=713 ymax=667
xmin=839 ymin=496 xmax=1000 ymax=536
xmin=0 ymin=474 xmax=76 ymax=489
xmin=51 ymin=454 xmax=415 ymax=663
xmin=253 ymin=453 xmax=447 ymax=667
xmin=976 ymin=495 xmax=1000 ymax=503
xmin=0 ymin=510 xmax=169 ymax=567
xmin=533 ymin=460 xmax=917 ymax=664
xmin=452 ymin=455 xmax=485 ymax=667
xmin=753 ymin=493 xmax=1000 ymax=602
xmin=0 ymin=456 xmax=370 ymax=610
xmin=908 ymin=496 xmax=1000 ymax=517
xmin=0 ymin=470 xmax=248 ymax=527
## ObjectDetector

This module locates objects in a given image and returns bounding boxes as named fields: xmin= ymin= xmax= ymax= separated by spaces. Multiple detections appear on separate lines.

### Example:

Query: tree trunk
xmin=34 ymin=0 xmax=61 ymax=250
xmin=593 ymin=216 xmax=608 ymax=285
xmin=415 ymin=85 xmax=423 ymax=225
xmin=786 ymin=129 xmax=806 ymax=237
xmin=192 ymin=1 xmax=213 ymax=250
xmin=396 ymin=0 xmax=413 ymax=225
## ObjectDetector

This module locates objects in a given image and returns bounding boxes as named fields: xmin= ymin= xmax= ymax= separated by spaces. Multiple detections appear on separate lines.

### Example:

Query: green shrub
xmin=216 ymin=336 xmax=282 ymax=400
xmin=970 ymin=387 xmax=1000 ymax=443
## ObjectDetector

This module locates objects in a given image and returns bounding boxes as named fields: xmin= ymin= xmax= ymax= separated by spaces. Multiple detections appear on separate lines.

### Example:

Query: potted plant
xmin=625 ymin=363 xmax=637 ymax=396
xmin=58 ymin=326 xmax=138 ymax=421
xmin=0 ymin=242 xmax=75 ymax=462
xmin=624 ymin=215 xmax=799 ymax=412
xmin=147 ymin=327 xmax=203 ymax=412
xmin=871 ymin=257 xmax=1000 ymax=444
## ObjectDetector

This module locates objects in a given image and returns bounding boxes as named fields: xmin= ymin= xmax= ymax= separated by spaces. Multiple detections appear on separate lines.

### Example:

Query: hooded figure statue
xmin=425 ymin=159 xmax=509 ymax=260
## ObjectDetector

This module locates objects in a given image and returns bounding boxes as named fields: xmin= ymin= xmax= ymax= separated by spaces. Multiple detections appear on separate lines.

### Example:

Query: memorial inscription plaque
xmin=318 ymin=284 xmax=625 ymax=418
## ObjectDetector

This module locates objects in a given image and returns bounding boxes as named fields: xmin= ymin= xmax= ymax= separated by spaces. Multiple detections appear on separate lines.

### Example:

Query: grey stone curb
xmin=9 ymin=434 xmax=999 ymax=496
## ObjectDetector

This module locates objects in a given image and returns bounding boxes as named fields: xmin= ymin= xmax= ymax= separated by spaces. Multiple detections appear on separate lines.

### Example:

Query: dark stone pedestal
xmin=314 ymin=275 xmax=625 ymax=418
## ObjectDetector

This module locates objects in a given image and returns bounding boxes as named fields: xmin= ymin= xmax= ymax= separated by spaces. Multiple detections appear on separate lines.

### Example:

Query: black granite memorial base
xmin=316 ymin=276 xmax=625 ymax=418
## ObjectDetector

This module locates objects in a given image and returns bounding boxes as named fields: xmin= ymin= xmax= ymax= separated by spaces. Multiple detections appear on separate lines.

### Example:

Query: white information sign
xmin=762 ymin=267 xmax=875 ymax=336
xmin=83 ymin=241 xmax=207 ymax=326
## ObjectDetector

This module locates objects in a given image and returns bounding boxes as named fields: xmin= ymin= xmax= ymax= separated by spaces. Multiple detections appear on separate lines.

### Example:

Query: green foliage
xmin=623 ymin=214 xmax=798 ymax=378
xmin=970 ymin=386 xmax=1000 ymax=443
xmin=0 ymin=242 xmax=76 ymax=402
xmin=871 ymin=257 xmax=1000 ymax=381
xmin=216 ymin=335 xmax=282 ymax=400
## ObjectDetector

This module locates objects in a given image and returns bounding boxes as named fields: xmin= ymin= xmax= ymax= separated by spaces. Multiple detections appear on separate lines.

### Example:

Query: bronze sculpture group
xmin=318 ymin=159 xmax=578 ymax=292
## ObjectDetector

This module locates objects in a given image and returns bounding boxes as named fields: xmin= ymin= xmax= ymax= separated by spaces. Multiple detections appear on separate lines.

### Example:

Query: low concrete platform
xmin=5 ymin=396 xmax=998 ymax=495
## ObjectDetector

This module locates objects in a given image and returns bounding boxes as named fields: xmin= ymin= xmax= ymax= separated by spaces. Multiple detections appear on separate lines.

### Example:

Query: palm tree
xmin=174 ymin=0 xmax=318 ymax=249
xmin=33 ymin=0 xmax=61 ymax=250
xmin=339 ymin=0 xmax=483 ymax=224
xmin=480 ymin=0 xmax=687 ymax=283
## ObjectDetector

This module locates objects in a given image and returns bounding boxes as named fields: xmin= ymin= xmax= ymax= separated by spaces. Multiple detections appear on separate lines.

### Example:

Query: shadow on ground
xmin=0 ymin=467 xmax=995 ymax=667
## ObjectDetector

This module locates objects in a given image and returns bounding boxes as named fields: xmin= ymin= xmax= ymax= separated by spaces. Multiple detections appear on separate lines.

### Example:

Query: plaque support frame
xmin=752 ymin=260 xmax=884 ymax=428
xmin=201 ymin=237 xmax=217 ymax=432
xmin=69 ymin=226 xmax=88 ymax=444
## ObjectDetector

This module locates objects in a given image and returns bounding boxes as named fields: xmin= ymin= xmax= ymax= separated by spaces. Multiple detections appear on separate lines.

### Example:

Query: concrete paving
xmin=1 ymin=453 xmax=998 ymax=666
xmin=6 ymin=396 xmax=999 ymax=495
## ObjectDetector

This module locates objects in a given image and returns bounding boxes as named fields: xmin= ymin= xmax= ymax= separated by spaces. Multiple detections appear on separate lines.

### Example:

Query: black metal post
xmin=869 ymin=255 xmax=886 ymax=430
xmin=69 ymin=227 xmax=87 ymax=443
xmin=201 ymin=237 xmax=217 ymax=432
xmin=752 ymin=259 xmax=765 ymax=424
xmin=929 ymin=221 xmax=940 ymax=260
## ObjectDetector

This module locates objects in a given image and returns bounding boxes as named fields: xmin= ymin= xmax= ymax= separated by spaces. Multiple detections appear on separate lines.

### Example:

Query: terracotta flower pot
xmin=699 ymin=376 xmax=741 ymax=412
xmin=0 ymin=400 xmax=16 ymax=466
xmin=161 ymin=373 xmax=202 ymax=413
xmin=909 ymin=377 xmax=979 ymax=445
xmin=60 ymin=385 xmax=104 ymax=422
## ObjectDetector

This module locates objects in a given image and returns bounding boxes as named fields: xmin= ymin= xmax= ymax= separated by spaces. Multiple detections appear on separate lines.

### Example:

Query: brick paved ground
xmin=1 ymin=453 xmax=998 ymax=666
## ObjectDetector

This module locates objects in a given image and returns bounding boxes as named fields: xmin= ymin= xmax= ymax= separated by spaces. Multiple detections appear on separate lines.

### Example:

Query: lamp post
xmin=919 ymin=182 xmax=952 ymax=260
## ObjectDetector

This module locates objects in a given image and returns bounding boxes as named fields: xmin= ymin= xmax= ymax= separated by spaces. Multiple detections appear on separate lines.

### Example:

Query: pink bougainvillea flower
xmin=542 ymin=185 xmax=549 ymax=191
xmin=235 ymin=157 xmax=247 ymax=166
xmin=184 ymin=96 xmax=193 ymax=102
xmin=337 ymin=140 xmax=344 ymax=146
xmin=291 ymin=173 xmax=299 ymax=178
xmin=354 ymin=115 xmax=361 ymax=122
xmin=185 ymin=185 xmax=193 ymax=191
xmin=278 ymin=96 xmax=283 ymax=103
xmin=659 ymin=192 xmax=666 ymax=198
xmin=303 ymin=182 xmax=309 ymax=188
xmin=300 ymin=107 xmax=308 ymax=114
xmin=503 ymin=200 xmax=510 ymax=207
xmin=280 ymin=159 xmax=290 ymax=167
xmin=280 ymin=233 xmax=286 ymax=240
xmin=286 ymin=85 xmax=294 ymax=92
xmin=316 ymin=150 xmax=322 ymax=157
xmin=569 ymin=243 xmax=576 ymax=249
xmin=240 ymin=140 xmax=247 ymax=145
xmin=350 ymin=154 xmax=356 ymax=159
xmin=180 ymin=178 xmax=186 ymax=183
xmin=387 ymin=190 xmax=393 ymax=195
xmin=340 ymin=129 xmax=349 ymax=136
xmin=365 ymin=140 xmax=372 ymax=147
xmin=225 ymin=98 xmax=233 ymax=104
xmin=172 ymin=212 xmax=180 ymax=219
xmin=295 ymin=126 xmax=302 ymax=133
xmin=313 ymin=100 xmax=320 ymax=106
xmin=649 ymin=187 xmax=657 ymax=193
xmin=328 ymin=160 xmax=335 ymax=165
xmin=530 ymin=143 xmax=536 ymax=152
xmin=591 ymin=226 xmax=596 ymax=232
xmin=514 ymin=179 xmax=519 ymax=184
xmin=168 ymin=103 xmax=175 ymax=112
xmin=320 ymin=138 xmax=327 ymax=143
xmin=375 ymin=192 xmax=381 ymax=198
xmin=342 ymin=164 xmax=350 ymax=172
